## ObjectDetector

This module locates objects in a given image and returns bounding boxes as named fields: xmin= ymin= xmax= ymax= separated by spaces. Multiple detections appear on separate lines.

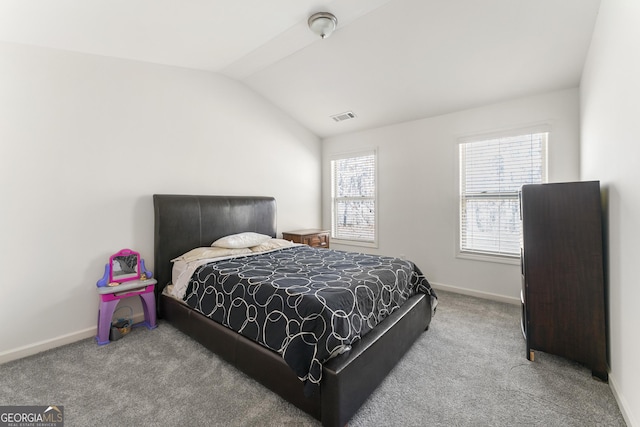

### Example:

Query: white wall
xmin=323 ymin=89 xmax=580 ymax=302
xmin=580 ymin=1 xmax=640 ymax=425
xmin=0 ymin=42 xmax=321 ymax=359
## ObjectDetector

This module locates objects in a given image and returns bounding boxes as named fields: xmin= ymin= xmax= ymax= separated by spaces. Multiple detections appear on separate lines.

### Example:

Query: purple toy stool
xmin=96 ymin=280 xmax=157 ymax=345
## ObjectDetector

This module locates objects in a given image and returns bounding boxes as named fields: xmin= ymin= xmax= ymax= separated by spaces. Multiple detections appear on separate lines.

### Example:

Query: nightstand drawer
xmin=303 ymin=233 xmax=329 ymax=248
xmin=282 ymin=229 xmax=330 ymax=249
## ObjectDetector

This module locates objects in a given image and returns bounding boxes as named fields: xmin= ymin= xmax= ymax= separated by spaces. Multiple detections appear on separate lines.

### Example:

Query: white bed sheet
xmin=170 ymin=243 xmax=302 ymax=299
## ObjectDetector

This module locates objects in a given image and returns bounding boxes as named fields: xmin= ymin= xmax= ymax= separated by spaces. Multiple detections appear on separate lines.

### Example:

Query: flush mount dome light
xmin=308 ymin=12 xmax=338 ymax=39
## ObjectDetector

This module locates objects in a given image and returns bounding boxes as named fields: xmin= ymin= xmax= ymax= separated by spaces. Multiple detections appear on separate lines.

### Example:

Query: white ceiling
xmin=0 ymin=0 xmax=601 ymax=138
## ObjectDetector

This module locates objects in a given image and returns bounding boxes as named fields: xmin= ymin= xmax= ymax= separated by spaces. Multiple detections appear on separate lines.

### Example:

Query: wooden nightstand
xmin=282 ymin=229 xmax=330 ymax=249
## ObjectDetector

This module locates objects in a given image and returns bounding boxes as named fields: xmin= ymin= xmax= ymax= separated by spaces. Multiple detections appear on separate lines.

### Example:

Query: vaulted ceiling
xmin=0 ymin=0 xmax=601 ymax=138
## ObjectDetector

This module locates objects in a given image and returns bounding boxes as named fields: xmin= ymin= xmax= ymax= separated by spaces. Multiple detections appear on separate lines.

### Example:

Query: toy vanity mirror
xmin=109 ymin=249 xmax=140 ymax=283
xmin=96 ymin=248 xmax=153 ymax=288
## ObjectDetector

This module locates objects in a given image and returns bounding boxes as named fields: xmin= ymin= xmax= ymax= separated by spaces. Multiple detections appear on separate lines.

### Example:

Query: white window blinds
xmin=331 ymin=151 xmax=377 ymax=244
xmin=459 ymin=131 xmax=547 ymax=257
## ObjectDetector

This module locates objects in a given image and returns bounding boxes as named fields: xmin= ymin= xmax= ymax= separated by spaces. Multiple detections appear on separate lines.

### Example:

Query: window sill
xmin=457 ymin=251 xmax=520 ymax=265
xmin=330 ymin=238 xmax=378 ymax=249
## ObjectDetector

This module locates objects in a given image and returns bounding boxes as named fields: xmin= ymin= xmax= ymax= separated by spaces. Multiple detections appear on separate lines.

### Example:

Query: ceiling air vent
xmin=330 ymin=111 xmax=357 ymax=122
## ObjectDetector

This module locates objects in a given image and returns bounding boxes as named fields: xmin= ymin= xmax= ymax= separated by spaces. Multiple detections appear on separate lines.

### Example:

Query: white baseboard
xmin=0 ymin=327 xmax=96 ymax=365
xmin=430 ymin=281 xmax=520 ymax=305
xmin=609 ymin=372 xmax=638 ymax=427
xmin=0 ymin=312 xmax=146 ymax=365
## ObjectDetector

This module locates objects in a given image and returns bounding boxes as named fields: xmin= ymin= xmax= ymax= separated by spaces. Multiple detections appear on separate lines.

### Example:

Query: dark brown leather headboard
xmin=153 ymin=195 xmax=277 ymax=310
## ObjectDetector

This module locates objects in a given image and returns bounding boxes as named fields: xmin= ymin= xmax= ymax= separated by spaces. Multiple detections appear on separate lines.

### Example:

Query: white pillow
xmin=250 ymin=238 xmax=295 ymax=252
xmin=171 ymin=246 xmax=252 ymax=262
xmin=211 ymin=232 xmax=272 ymax=249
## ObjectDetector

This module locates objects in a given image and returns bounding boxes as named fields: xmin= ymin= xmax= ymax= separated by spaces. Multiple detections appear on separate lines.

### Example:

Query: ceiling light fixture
xmin=308 ymin=12 xmax=338 ymax=39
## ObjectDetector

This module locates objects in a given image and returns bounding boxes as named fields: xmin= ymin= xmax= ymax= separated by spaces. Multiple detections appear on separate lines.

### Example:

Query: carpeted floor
xmin=0 ymin=291 xmax=626 ymax=426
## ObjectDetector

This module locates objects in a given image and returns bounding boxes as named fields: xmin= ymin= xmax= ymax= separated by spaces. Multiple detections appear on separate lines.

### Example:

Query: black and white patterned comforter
xmin=182 ymin=245 xmax=436 ymax=394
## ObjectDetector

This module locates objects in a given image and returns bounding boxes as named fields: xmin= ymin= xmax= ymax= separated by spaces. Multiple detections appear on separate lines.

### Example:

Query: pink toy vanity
xmin=95 ymin=249 xmax=157 ymax=345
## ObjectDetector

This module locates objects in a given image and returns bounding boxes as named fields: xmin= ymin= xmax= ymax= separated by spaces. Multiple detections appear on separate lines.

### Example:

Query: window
xmin=330 ymin=150 xmax=377 ymax=246
xmin=459 ymin=130 xmax=547 ymax=259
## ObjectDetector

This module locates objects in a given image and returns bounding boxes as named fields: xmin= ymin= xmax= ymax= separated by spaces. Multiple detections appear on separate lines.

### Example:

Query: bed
xmin=153 ymin=194 xmax=436 ymax=427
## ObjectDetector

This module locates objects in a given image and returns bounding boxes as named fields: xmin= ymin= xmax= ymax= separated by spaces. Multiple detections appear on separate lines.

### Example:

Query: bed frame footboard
xmin=160 ymin=292 xmax=431 ymax=427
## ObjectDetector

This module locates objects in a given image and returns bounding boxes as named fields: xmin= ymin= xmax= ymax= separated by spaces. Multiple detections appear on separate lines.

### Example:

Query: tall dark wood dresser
xmin=520 ymin=181 xmax=608 ymax=380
